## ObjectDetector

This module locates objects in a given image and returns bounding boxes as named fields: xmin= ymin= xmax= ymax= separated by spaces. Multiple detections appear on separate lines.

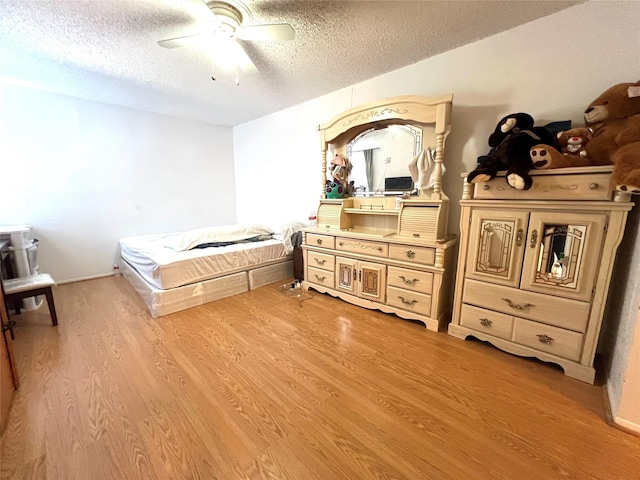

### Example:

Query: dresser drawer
xmin=463 ymin=279 xmax=590 ymax=333
xmin=306 ymin=267 xmax=334 ymax=288
xmin=336 ymin=238 xmax=388 ymax=258
xmin=473 ymin=170 xmax=613 ymax=201
xmin=388 ymin=244 xmax=435 ymax=266
xmin=307 ymin=251 xmax=335 ymax=271
xmin=460 ymin=304 xmax=514 ymax=340
xmin=387 ymin=285 xmax=431 ymax=317
xmin=387 ymin=266 xmax=433 ymax=295
xmin=513 ymin=318 xmax=584 ymax=361
xmin=306 ymin=233 xmax=335 ymax=249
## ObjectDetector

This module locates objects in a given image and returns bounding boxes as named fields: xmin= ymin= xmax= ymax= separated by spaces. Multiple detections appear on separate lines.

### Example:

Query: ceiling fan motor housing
xmin=206 ymin=1 xmax=245 ymax=34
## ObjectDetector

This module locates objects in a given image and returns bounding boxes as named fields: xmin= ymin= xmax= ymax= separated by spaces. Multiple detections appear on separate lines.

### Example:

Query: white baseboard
xmin=613 ymin=416 xmax=640 ymax=435
xmin=57 ymin=272 xmax=115 ymax=285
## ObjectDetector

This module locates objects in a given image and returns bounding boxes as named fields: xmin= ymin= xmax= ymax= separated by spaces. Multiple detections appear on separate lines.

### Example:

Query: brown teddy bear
xmin=530 ymin=81 xmax=640 ymax=192
xmin=584 ymin=81 xmax=640 ymax=193
xmin=531 ymin=127 xmax=593 ymax=169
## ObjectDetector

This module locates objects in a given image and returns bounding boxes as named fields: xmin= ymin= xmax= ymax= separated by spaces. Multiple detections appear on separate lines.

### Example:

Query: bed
xmin=120 ymin=223 xmax=302 ymax=317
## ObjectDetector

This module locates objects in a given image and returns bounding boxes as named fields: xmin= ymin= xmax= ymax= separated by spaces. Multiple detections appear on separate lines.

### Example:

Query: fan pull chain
xmin=235 ymin=69 xmax=240 ymax=86
xmin=211 ymin=58 xmax=217 ymax=81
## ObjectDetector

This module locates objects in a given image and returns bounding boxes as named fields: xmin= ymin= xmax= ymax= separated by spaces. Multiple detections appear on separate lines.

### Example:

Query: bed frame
xmin=122 ymin=257 xmax=293 ymax=317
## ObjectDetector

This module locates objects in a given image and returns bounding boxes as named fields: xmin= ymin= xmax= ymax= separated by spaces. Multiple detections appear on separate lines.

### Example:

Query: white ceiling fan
xmin=158 ymin=0 xmax=295 ymax=76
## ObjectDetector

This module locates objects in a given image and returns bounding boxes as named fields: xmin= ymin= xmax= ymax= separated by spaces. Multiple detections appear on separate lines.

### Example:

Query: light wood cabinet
xmin=303 ymin=95 xmax=456 ymax=331
xmin=449 ymin=166 xmax=634 ymax=383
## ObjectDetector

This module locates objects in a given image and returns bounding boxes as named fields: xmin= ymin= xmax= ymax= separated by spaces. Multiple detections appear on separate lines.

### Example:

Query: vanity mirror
xmin=346 ymin=124 xmax=421 ymax=195
xmin=318 ymin=95 xmax=452 ymax=201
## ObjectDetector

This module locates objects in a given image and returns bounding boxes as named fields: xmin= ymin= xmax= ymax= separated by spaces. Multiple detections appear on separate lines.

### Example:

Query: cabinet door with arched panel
xmin=465 ymin=209 xmax=529 ymax=288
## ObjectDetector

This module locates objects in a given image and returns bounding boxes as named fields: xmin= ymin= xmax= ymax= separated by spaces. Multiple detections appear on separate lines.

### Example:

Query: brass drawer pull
xmin=516 ymin=229 xmax=524 ymax=246
xmin=398 ymin=296 xmax=417 ymax=306
xmin=479 ymin=318 xmax=493 ymax=327
xmin=530 ymin=230 xmax=538 ymax=248
xmin=537 ymin=334 xmax=554 ymax=345
xmin=314 ymin=258 xmax=326 ymax=265
xmin=375 ymin=246 xmax=383 ymax=251
xmin=589 ymin=183 xmax=599 ymax=190
xmin=317 ymin=238 xmax=323 ymax=245
xmin=501 ymin=298 xmax=535 ymax=310
xmin=405 ymin=250 xmax=415 ymax=258
xmin=399 ymin=275 xmax=418 ymax=285
xmin=412 ymin=233 xmax=420 ymax=237
xmin=314 ymin=274 xmax=326 ymax=282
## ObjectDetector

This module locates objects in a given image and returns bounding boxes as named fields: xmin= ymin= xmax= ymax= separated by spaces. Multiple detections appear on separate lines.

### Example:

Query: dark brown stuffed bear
xmin=467 ymin=113 xmax=556 ymax=190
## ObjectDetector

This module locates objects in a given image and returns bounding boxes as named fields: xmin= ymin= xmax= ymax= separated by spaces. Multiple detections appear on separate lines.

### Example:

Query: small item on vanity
xmin=395 ymin=196 xmax=402 ymax=210
xmin=326 ymin=179 xmax=344 ymax=199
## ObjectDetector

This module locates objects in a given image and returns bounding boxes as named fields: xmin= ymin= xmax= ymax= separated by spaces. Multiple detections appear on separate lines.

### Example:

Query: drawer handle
xmin=516 ymin=229 xmax=524 ymax=247
xmin=398 ymin=296 xmax=417 ymax=306
xmin=501 ymin=298 xmax=535 ymax=310
xmin=589 ymin=183 xmax=599 ymax=190
xmin=412 ymin=233 xmax=420 ymax=237
xmin=530 ymin=230 xmax=538 ymax=248
xmin=405 ymin=250 xmax=415 ymax=258
xmin=482 ymin=184 xmax=490 ymax=190
xmin=537 ymin=334 xmax=554 ymax=345
xmin=479 ymin=318 xmax=493 ymax=327
xmin=314 ymin=274 xmax=326 ymax=282
xmin=314 ymin=258 xmax=326 ymax=265
xmin=376 ymin=246 xmax=383 ymax=251
xmin=399 ymin=275 xmax=419 ymax=285
xmin=317 ymin=239 xmax=323 ymax=245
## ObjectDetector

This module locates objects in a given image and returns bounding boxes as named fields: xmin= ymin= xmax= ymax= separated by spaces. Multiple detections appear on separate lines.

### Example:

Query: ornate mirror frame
xmin=317 ymin=95 xmax=453 ymax=200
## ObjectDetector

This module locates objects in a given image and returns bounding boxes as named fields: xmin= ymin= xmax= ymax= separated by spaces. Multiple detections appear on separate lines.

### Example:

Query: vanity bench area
xmin=302 ymin=95 xmax=457 ymax=331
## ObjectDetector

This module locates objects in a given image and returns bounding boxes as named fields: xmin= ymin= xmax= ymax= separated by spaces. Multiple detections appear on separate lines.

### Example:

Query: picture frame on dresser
xmin=302 ymin=95 xmax=457 ymax=332
xmin=448 ymin=166 xmax=634 ymax=383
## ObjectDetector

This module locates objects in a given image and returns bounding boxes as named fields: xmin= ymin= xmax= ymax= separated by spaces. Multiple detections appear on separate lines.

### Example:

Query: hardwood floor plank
xmin=1 ymin=276 xmax=639 ymax=479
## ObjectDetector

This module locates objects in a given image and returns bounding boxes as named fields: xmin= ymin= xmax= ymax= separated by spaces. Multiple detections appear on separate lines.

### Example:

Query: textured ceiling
xmin=0 ymin=0 xmax=584 ymax=126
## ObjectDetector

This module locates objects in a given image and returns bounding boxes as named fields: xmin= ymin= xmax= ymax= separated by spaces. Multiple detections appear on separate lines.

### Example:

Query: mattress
xmin=120 ymin=231 xmax=290 ymax=290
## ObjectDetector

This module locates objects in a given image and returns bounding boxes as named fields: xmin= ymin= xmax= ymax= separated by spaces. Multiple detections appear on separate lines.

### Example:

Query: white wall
xmin=0 ymin=84 xmax=237 ymax=282
xmin=233 ymin=0 xmax=640 ymax=423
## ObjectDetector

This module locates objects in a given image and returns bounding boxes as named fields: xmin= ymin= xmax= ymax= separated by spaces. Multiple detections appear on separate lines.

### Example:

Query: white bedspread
xmin=120 ymin=231 xmax=289 ymax=290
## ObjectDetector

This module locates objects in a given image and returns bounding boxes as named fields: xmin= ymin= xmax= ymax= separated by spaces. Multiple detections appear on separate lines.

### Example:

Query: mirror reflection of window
xmin=347 ymin=125 xmax=421 ymax=194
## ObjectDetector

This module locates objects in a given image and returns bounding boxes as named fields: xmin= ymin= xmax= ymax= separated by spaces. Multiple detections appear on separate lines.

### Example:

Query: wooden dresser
xmin=303 ymin=95 xmax=457 ymax=331
xmin=448 ymin=166 xmax=633 ymax=383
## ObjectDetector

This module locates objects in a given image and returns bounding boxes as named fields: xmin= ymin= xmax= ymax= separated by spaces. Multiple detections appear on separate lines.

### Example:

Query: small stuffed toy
xmin=584 ymin=81 xmax=640 ymax=193
xmin=327 ymin=154 xmax=352 ymax=198
xmin=531 ymin=128 xmax=593 ymax=169
xmin=467 ymin=113 xmax=557 ymax=190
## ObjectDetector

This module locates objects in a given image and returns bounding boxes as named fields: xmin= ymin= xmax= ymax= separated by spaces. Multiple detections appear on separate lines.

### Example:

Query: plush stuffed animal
xmin=327 ymin=153 xmax=352 ymax=198
xmin=531 ymin=127 xmax=594 ymax=169
xmin=584 ymin=81 xmax=640 ymax=193
xmin=467 ymin=113 xmax=557 ymax=190
xmin=529 ymin=81 xmax=640 ymax=192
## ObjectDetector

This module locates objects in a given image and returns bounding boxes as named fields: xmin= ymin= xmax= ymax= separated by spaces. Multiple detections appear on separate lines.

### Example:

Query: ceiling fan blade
xmin=236 ymin=24 xmax=295 ymax=41
xmin=157 ymin=33 xmax=206 ymax=49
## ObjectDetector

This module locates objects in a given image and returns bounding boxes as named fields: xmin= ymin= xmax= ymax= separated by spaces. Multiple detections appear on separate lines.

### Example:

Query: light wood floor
xmin=1 ymin=276 xmax=639 ymax=479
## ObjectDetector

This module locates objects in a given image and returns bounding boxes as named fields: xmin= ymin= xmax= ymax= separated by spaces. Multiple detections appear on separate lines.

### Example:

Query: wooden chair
xmin=2 ymin=274 xmax=58 ymax=330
